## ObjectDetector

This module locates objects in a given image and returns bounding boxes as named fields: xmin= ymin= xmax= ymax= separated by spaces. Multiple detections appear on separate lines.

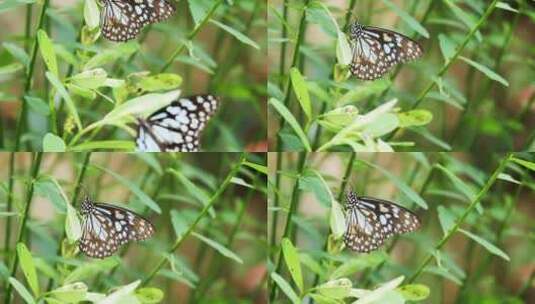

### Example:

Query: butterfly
xmin=136 ymin=94 xmax=219 ymax=152
xmin=343 ymin=191 xmax=420 ymax=253
xmin=100 ymin=0 xmax=176 ymax=42
xmin=347 ymin=23 xmax=423 ymax=80
xmin=79 ymin=196 xmax=154 ymax=258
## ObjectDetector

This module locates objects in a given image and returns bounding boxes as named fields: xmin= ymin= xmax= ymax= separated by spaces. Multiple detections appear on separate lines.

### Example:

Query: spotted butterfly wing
xmin=348 ymin=23 xmax=423 ymax=80
xmin=79 ymin=197 xmax=154 ymax=258
xmin=100 ymin=0 xmax=175 ymax=42
xmin=136 ymin=94 xmax=219 ymax=152
xmin=343 ymin=191 xmax=420 ymax=253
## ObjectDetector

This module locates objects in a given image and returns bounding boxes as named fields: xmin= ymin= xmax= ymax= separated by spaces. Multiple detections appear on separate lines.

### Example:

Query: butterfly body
xmin=100 ymin=0 xmax=175 ymax=42
xmin=343 ymin=191 xmax=420 ymax=252
xmin=79 ymin=197 xmax=154 ymax=258
xmin=348 ymin=23 xmax=423 ymax=80
xmin=136 ymin=94 xmax=219 ymax=152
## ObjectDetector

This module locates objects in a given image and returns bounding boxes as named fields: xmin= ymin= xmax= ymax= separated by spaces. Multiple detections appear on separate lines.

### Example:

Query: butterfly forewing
xmin=344 ymin=191 xmax=420 ymax=253
xmin=136 ymin=94 xmax=219 ymax=152
xmin=101 ymin=0 xmax=176 ymax=42
xmin=348 ymin=23 xmax=423 ymax=80
xmin=79 ymin=198 xmax=154 ymax=258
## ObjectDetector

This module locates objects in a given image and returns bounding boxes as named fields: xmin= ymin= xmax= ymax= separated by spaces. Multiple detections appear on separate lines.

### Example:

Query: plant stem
xmin=270 ymin=153 xmax=283 ymax=258
xmin=308 ymin=152 xmax=356 ymax=303
xmin=269 ymin=152 xmax=308 ymax=302
xmin=278 ymin=0 xmax=289 ymax=87
xmin=407 ymin=152 xmax=512 ymax=283
xmin=386 ymin=0 xmax=500 ymax=142
xmin=45 ymin=152 xmax=92 ymax=292
xmin=3 ymin=152 xmax=43 ymax=304
xmin=159 ymin=0 xmax=223 ymax=73
xmin=3 ymin=153 xmax=16 ymax=265
xmin=13 ymin=0 xmax=50 ymax=151
xmin=140 ymin=153 xmax=246 ymax=286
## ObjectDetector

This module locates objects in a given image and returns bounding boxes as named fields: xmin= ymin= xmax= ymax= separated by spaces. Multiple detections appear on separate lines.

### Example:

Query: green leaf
xmin=209 ymin=19 xmax=260 ymax=49
xmin=8 ymin=277 xmax=36 ymax=304
xmin=270 ymin=272 xmax=300 ymax=304
xmin=459 ymin=229 xmax=510 ymax=261
xmin=359 ymin=160 xmax=428 ymax=209
xmin=269 ymin=98 xmax=311 ymax=151
xmin=135 ymin=288 xmax=164 ymax=304
xmin=435 ymin=164 xmax=478 ymax=206
xmin=98 ymin=280 xmax=140 ymax=304
xmin=0 ymin=63 xmax=23 ymax=75
xmin=316 ymin=278 xmax=352 ymax=299
xmin=84 ymin=42 xmax=139 ymax=70
xmin=84 ymin=0 xmax=100 ymax=29
xmin=170 ymin=209 xmax=190 ymax=239
xmin=64 ymin=258 xmax=120 ymax=283
xmin=16 ymin=243 xmax=39 ymax=296
xmin=511 ymin=157 xmax=535 ymax=172
xmin=192 ymin=232 xmax=243 ymax=264
xmin=317 ymin=105 xmax=359 ymax=132
xmin=129 ymin=73 xmax=182 ymax=93
xmin=93 ymin=165 xmax=161 ymax=214
xmin=48 ymin=282 xmax=87 ymax=303
xmin=397 ymin=110 xmax=433 ymax=128
xmin=70 ymin=140 xmax=135 ymax=152
xmin=459 ymin=56 xmax=508 ymax=87
xmin=330 ymin=199 xmax=346 ymax=239
xmin=289 ymin=67 xmax=312 ymax=121
xmin=381 ymin=0 xmax=429 ymax=38
xmin=65 ymin=202 xmax=82 ymax=243
xmin=437 ymin=206 xmax=455 ymax=236
xmin=298 ymin=172 xmax=331 ymax=207
xmin=37 ymin=30 xmax=58 ymax=77
xmin=242 ymin=161 xmax=267 ymax=175
xmin=70 ymin=68 xmax=107 ymax=89
xmin=66 ymin=84 xmax=97 ymax=100
xmin=424 ymin=266 xmax=462 ymax=285
xmin=438 ymin=34 xmax=456 ymax=62
xmin=42 ymin=133 xmax=66 ymax=152
xmin=167 ymin=169 xmax=214 ymax=217
xmin=45 ymin=72 xmax=82 ymax=130
xmin=496 ymin=1 xmax=518 ymax=13
xmin=353 ymin=275 xmax=404 ymax=304
xmin=397 ymin=284 xmax=430 ymax=301
xmin=336 ymin=32 xmax=352 ymax=65
xmin=24 ymin=96 xmax=50 ymax=116
xmin=3 ymin=42 xmax=29 ymax=66
xmin=337 ymin=79 xmax=391 ymax=105
xmin=281 ymin=238 xmax=304 ymax=293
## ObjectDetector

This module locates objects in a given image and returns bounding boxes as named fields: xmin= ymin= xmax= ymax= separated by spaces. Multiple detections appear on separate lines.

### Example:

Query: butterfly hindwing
xmin=136 ymin=94 xmax=219 ymax=152
xmin=101 ymin=0 xmax=175 ymax=42
xmin=344 ymin=191 xmax=420 ymax=253
xmin=79 ymin=198 xmax=154 ymax=258
xmin=348 ymin=23 xmax=423 ymax=80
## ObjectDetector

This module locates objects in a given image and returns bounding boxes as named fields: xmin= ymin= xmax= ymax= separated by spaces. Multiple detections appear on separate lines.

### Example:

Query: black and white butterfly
xmin=343 ymin=191 xmax=420 ymax=253
xmin=79 ymin=196 xmax=154 ymax=258
xmin=136 ymin=94 xmax=219 ymax=152
xmin=348 ymin=23 xmax=423 ymax=80
xmin=100 ymin=0 xmax=176 ymax=42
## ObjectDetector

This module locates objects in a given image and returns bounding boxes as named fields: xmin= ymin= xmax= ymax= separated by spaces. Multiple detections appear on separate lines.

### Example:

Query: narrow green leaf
xmin=242 ymin=161 xmax=267 ymax=175
xmin=24 ymin=96 xmax=50 ymax=116
xmin=209 ymin=20 xmax=260 ymax=49
xmin=70 ymin=68 xmax=107 ymax=89
xmin=37 ymin=30 xmax=58 ymax=77
xmin=354 ymin=276 xmax=404 ymax=304
xmin=437 ymin=206 xmax=455 ymax=236
xmin=424 ymin=266 xmax=462 ymax=285
xmin=359 ymin=160 xmax=428 ymax=209
xmin=16 ymin=243 xmax=39 ymax=296
xmin=496 ymin=2 xmax=518 ymax=13
xmin=3 ymin=42 xmax=29 ymax=66
xmin=69 ymin=140 xmax=135 ymax=152
xmin=45 ymin=72 xmax=82 ymax=130
xmin=84 ymin=0 xmax=100 ymax=29
xmin=289 ymin=67 xmax=312 ymax=121
xmin=269 ymin=98 xmax=311 ymax=151
xmin=336 ymin=32 xmax=352 ymax=65
xmin=135 ymin=288 xmax=164 ymax=304
xmin=98 ymin=280 xmax=140 ymax=304
xmin=129 ymin=73 xmax=182 ymax=93
xmin=281 ymin=238 xmax=304 ymax=293
xmin=167 ymin=169 xmax=214 ymax=217
xmin=8 ymin=277 xmax=36 ymax=304
xmin=438 ymin=34 xmax=456 ymax=62
xmin=459 ymin=229 xmax=510 ymax=261
xmin=93 ymin=165 xmax=161 ymax=214
xmin=48 ymin=282 xmax=87 ymax=303
xmin=330 ymin=199 xmax=345 ymax=239
xmin=84 ymin=42 xmax=139 ymax=70
xmin=192 ymin=232 xmax=243 ymax=264
xmin=398 ymin=110 xmax=433 ymax=127
xmin=0 ymin=63 xmax=23 ymax=75
xmin=64 ymin=258 xmax=120 ymax=284
xmin=43 ymin=133 xmax=66 ymax=152
xmin=66 ymin=202 xmax=82 ymax=243
xmin=511 ymin=157 xmax=535 ymax=171
xmin=435 ymin=164 xmax=477 ymax=203
xmin=459 ymin=56 xmax=508 ymax=87
xmin=270 ymin=272 xmax=300 ymax=304
xmin=381 ymin=0 xmax=429 ymax=38
xmin=317 ymin=278 xmax=352 ymax=299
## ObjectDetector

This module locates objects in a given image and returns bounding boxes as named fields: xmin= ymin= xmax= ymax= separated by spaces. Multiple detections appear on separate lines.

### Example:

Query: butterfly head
xmin=349 ymin=22 xmax=364 ymax=38
xmin=80 ymin=197 xmax=93 ymax=215
xmin=345 ymin=191 xmax=360 ymax=209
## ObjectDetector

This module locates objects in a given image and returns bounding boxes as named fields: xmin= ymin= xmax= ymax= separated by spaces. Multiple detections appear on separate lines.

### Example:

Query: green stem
xmin=159 ymin=0 xmax=223 ymax=73
xmin=269 ymin=152 xmax=308 ymax=302
xmin=407 ymin=152 xmax=512 ymax=283
xmin=4 ymin=152 xmax=43 ymax=304
xmin=140 ymin=153 xmax=246 ymax=286
xmin=278 ymin=0 xmax=289 ymax=87
xmin=3 ymin=153 xmax=16 ymax=265
xmin=14 ymin=0 xmax=50 ymax=151
xmin=45 ymin=152 xmax=92 ymax=292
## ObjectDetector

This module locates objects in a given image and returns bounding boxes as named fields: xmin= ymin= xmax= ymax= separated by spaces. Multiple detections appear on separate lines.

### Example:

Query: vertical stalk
xmin=269 ymin=152 xmax=308 ymax=301
xmin=4 ymin=152 xmax=43 ymax=304
xmin=140 ymin=153 xmax=246 ymax=286
xmin=407 ymin=153 xmax=512 ymax=283
xmin=278 ymin=0 xmax=289 ymax=87
xmin=3 ymin=153 xmax=17 ymax=264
